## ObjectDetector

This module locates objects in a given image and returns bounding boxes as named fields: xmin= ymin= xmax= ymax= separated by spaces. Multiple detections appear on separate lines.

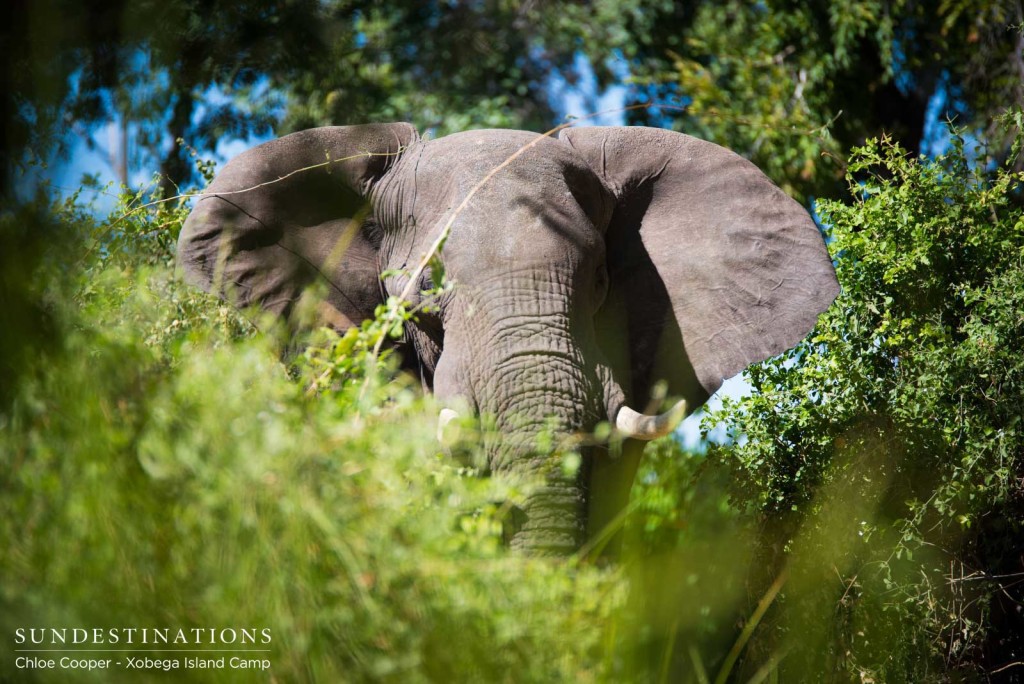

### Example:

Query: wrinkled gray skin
xmin=178 ymin=123 xmax=839 ymax=555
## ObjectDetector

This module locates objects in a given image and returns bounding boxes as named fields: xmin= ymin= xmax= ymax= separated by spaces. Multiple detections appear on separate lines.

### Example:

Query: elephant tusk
xmin=437 ymin=408 xmax=461 ymax=445
xmin=614 ymin=400 xmax=689 ymax=441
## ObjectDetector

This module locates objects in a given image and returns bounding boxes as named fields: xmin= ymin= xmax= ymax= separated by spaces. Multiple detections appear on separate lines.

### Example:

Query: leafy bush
xmin=705 ymin=113 xmax=1024 ymax=681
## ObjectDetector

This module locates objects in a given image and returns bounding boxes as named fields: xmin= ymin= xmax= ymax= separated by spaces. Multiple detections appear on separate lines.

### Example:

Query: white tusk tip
xmin=614 ymin=399 xmax=689 ymax=441
xmin=437 ymin=408 xmax=461 ymax=445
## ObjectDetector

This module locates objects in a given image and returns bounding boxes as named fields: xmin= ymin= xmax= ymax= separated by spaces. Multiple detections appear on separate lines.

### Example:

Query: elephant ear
xmin=177 ymin=123 xmax=418 ymax=331
xmin=559 ymin=126 xmax=839 ymax=408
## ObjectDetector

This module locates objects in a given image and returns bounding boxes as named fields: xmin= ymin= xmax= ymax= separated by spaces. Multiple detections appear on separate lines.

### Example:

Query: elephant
xmin=177 ymin=123 xmax=839 ymax=555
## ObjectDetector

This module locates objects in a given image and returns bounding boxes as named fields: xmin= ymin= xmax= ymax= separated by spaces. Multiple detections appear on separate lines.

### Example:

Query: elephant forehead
xmin=431 ymin=128 xmax=578 ymax=166
xmin=405 ymin=129 xmax=613 ymax=232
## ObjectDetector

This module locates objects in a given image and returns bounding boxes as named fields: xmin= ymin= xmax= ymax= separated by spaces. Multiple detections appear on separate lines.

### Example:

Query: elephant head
xmin=177 ymin=123 xmax=839 ymax=554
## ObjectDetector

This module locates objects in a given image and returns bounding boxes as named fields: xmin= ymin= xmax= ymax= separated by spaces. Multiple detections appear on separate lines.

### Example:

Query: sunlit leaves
xmin=704 ymin=114 xmax=1024 ymax=679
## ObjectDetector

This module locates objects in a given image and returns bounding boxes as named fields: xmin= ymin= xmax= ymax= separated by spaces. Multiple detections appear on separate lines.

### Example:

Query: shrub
xmin=704 ymin=113 xmax=1024 ymax=681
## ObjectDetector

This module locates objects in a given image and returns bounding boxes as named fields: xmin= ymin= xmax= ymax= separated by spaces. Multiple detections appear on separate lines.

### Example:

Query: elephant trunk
xmin=434 ymin=336 xmax=689 ymax=554
xmin=479 ymin=346 xmax=598 ymax=555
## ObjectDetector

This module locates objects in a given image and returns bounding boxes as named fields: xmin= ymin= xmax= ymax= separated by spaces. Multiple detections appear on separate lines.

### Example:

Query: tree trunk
xmin=158 ymin=90 xmax=195 ymax=197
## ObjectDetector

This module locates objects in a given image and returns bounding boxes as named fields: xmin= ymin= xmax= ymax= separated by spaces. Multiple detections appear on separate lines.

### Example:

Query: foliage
xmin=3 ymin=0 xmax=653 ymax=193
xmin=7 ymin=1 xmax=1022 ymax=203
xmin=3 ymin=0 xmax=317 ymax=192
xmin=704 ymin=112 xmax=1024 ymax=681
xmin=0 ymin=186 xmax=628 ymax=683
xmin=625 ymin=1 xmax=1024 ymax=200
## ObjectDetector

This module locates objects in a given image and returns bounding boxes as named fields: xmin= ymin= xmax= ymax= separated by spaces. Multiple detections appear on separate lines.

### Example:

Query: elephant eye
xmin=595 ymin=264 xmax=609 ymax=307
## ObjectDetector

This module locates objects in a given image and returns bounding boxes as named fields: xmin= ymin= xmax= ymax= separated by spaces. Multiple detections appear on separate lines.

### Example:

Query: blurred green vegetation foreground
xmin=2 ymin=116 xmax=1023 ymax=684
xmin=3 ymin=2 xmax=1024 ymax=682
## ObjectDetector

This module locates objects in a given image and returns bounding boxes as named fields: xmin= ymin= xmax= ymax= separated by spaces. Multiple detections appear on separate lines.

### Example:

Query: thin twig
xmin=357 ymin=102 xmax=684 ymax=403
xmin=714 ymin=568 xmax=789 ymax=684
xmin=127 ymin=149 xmax=406 ymax=217
xmin=991 ymin=660 xmax=1024 ymax=675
